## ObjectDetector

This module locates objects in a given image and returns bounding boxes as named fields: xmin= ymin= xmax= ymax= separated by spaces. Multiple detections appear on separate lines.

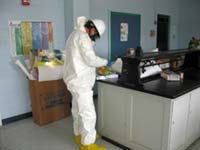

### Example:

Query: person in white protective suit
xmin=63 ymin=16 xmax=109 ymax=150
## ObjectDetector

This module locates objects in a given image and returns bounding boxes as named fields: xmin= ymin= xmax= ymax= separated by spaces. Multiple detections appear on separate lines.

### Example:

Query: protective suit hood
xmin=75 ymin=16 xmax=87 ymax=32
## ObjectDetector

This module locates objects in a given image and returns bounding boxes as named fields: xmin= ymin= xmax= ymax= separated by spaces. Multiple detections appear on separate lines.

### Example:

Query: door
xmin=156 ymin=14 xmax=170 ymax=51
xmin=110 ymin=11 xmax=141 ymax=60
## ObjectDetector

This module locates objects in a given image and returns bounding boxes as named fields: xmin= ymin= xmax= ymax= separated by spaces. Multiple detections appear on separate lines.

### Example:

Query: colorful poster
xmin=9 ymin=21 xmax=54 ymax=56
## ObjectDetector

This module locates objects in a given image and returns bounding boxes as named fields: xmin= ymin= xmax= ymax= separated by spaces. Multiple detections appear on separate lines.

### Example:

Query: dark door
xmin=156 ymin=14 xmax=170 ymax=51
xmin=110 ymin=12 xmax=141 ymax=60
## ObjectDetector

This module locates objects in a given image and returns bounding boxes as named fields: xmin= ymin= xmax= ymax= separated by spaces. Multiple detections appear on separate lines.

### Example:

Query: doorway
xmin=156 ymin=14 xmax=170 ymax=51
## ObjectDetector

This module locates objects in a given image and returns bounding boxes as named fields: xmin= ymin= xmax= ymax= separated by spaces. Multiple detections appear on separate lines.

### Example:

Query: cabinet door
xmin=185 ymin=88 xmax=200 ymax=147
xmin=170 ymin=94 xmax=190 ymax=150
xmin=127 ymin=92 xmax=167 ymax=150
xmin=98 ymin=83 xmax=129 ymax=140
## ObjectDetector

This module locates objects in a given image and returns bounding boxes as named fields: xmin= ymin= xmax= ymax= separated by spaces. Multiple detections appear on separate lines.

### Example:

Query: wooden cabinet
xmin=98 ymin=82 xmax=200 ymax=150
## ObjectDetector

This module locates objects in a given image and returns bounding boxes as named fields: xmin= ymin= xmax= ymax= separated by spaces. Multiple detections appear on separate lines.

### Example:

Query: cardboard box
xmin=29 ymin=79 xmax=71 ymax=126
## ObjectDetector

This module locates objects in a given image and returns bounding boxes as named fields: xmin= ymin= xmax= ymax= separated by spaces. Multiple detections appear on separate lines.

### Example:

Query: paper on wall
xmin=37 ymin=65 xmax=63 ymax=82
xmin=15 ymin=59 xmax=33 ymax=80
xmin=9 ymin=20 xmax=54 ymax=56
xmin=120 ymin=23 xmax=128 ymax=42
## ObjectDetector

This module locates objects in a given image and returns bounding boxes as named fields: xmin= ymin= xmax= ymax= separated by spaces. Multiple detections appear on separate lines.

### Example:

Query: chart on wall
xmin=110 ymin=12 xmax=141 ymax=60
xmin=9 ymin=21 xmax=54 ymax=56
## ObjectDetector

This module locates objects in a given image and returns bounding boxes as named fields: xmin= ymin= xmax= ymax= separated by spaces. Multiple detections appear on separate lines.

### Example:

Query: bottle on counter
xmin=127 ymin=48 xmax=135 ymax=56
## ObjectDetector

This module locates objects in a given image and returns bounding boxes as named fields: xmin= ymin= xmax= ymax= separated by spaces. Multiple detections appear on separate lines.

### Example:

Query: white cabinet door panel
xmin=128 ymin=92 xmax=166 ymax=150
xmin=98 ymin=83 xmax=200 ymax=150
xmin=186 ymin=88 xmax=200 ymax=147
xmin=170 ymin=94 xmax=190 ymax=150
xmin=98 ymin=84 xmax=129 ymax=140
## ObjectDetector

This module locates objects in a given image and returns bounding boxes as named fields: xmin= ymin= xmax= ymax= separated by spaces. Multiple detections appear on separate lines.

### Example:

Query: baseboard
xmin=2 ymin=112 xmax=32 ymax=125
xmin=102 ymin=136 xmax=131 ymax=150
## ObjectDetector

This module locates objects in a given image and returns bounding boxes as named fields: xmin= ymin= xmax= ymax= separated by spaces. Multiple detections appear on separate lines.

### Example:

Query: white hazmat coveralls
xmin=63 ymin=16 xmax=107 ymax=145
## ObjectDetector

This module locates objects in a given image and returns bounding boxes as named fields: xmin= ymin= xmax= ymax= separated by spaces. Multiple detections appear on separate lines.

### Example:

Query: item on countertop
xmin=127 ymin=48 xmax=135 ymax=56
xmin=170 ymin=57 xmax=184 ymax=71
xmin=135 ymin=46 xmax=143 ymax=57
xmin=98 ymin=66 xmax=112 ymax=75
xmin=53 ymin=49 xmax=64 ymax=60
xmin=110 ymin=58 xmax=122 ymax=73
xmin=96 ymin=73 xmax=119 ymax=80
xmin=107 ymin=60 xmax=113 ymax=67
xmin=188 ymin=37 xmax=199 ymax=49
xmin=140 ymin=64 xmax=162 ymax=79
xmin=161 ymin=70 xmax=184 ymax=81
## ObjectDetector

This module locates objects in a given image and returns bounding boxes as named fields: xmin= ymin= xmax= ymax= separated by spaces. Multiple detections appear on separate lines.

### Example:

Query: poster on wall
xmin=9 ymin=21 xmax=54 ymax=56
xmin=120 ymin=23 xmax=129 ymax=42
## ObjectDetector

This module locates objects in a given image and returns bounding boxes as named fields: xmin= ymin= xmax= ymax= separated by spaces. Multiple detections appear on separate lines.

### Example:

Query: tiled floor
xmin=0 ymin=117 xmax=200 ymax=150
xmin=0 ymin=117 xmax=121 ymax=150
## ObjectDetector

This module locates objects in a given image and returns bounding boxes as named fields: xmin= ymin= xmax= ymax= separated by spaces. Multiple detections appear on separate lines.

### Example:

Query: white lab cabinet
xmin=185 ymin=88 xmax=200 ymax=148
xmin=97 ymin=82 xmax=200 ymax=150
xmin=169 ymin=94 xmax=190 ymax=150
xmin=98 ymin=85 xmax=129 ymax=140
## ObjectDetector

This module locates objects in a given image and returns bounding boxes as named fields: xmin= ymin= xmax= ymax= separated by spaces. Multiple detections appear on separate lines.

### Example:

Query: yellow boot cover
xmin=80 ymin=144 xmax=106 ymax=150
xmin=75 ymin=134 xmax=100 ymax=144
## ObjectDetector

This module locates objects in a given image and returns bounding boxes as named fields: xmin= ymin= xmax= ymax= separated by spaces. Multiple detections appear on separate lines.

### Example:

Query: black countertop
xmin=98 ymin=71 xmax=200 ymax=99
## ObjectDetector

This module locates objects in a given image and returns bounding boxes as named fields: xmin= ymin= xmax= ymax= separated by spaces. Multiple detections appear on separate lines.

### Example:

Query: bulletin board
xmin=110 ymin=12 xmax=141 ymax=60
xmin=9 ymin=21 xmax=54 ymax=56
